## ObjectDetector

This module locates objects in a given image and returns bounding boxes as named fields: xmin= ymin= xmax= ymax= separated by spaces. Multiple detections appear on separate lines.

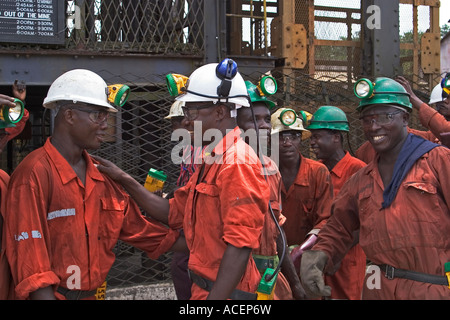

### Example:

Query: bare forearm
xmin=29 ymin=286 xmax=57 ymax=300
xmin=207 ymin=244 xmax=252 ymax=300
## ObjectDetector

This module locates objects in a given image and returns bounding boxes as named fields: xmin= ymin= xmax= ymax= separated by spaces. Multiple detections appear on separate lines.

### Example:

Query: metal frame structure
xmin=0 ymin=0 xmax=443 ymax=290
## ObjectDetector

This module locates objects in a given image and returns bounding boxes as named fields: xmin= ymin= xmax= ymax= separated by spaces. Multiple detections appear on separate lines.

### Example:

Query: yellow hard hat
xmin=271 ymin=108 xmax=311 ymax=140
xmin=165 ymin=100 xmax=185 ymax=119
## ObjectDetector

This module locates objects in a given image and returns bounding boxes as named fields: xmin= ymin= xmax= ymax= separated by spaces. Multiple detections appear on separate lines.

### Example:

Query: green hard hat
xmin=354 ymin=77 xmax=412 ymax=112
xmin=307 ymin=106 xmax=349 ymax=132
xmin=245 ymin=81 xmax=276 ymax=110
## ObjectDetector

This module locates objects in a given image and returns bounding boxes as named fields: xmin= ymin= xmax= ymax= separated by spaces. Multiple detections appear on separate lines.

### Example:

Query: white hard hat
xmin=176 ymin=62 xmax=250 ymax=108
xmin=43 ymin=69 xmax=117 ymax=112
xmin=271 ymin=108 xmax=311 ymax=140
xmin=165 ymin=100 xmax=185 ymax=119
xmin=429 ymin=83 xmax=443 ymax=105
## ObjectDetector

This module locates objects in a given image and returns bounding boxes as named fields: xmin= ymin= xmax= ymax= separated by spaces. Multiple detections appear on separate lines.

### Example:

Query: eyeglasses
xmin=73 ymin=108 xmax=109 ymax=124
xmin=181 ymin=104 xmax=214 ymax=121
xmin=359 ymin=110 xmax=403 ymax=128
xmin=279 ymin=131 xmax=302 ymax=142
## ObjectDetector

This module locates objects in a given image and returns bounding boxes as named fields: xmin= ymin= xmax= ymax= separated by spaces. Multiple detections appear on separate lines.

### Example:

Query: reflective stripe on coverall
xmin=5 ymin=138 xmax=179 ymax=299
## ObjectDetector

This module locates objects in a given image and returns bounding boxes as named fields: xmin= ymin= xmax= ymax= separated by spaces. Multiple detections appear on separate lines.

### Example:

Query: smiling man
xmin=356 ymin=75 xmax=450 ymax=162
xmin=300 ymin=77 xmax=450 ymax=300
xmin=307 ymin=106 xmax=366 ymax=300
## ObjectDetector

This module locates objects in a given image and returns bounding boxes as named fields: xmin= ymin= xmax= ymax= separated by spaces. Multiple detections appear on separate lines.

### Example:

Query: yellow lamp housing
xmin=107 ymin=84 xmax=130 ymax=107
xmin=354 ymin=78 xmax=375 ymax=99
xmin=166 ymin=73 xmax=189 ymax=97
xmin=0 ymin=98 xmax=24 ymax=124
xmin=258 ymin=76 xmax=277 ymax=96
xmin=299 ymin=110 xmax=313 ymax=127
xmin=279 ymin=108 xmax=297 ymax=126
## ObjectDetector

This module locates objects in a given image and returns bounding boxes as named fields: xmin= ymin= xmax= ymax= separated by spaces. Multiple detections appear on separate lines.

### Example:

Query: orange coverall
xmin=1 ymin=110 xmax=30 ymax=299
xmin=313 ymin=147 xmax=450 ymax=299
xmin=322 ymin=152 xmax=367 ymax=300
xmin=253 ymin=155 xmax=292 ymax=300
xmin=4 ymin=138 xmax=179 ymax=299
xmin=281 ymin=154 xmax=333 ymax=247
xmin=0 ymin=170 xmax=14 ymax=300
xmin=169 ymin=127 xmax=269 ymax=299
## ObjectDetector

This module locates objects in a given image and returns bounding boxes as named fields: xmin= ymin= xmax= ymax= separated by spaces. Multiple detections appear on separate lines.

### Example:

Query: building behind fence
xmin=0 ymin=0 xmax=445 ymax=296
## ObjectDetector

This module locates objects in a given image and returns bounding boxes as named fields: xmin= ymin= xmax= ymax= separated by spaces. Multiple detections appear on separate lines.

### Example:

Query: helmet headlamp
xmin=0 ymin=98 xmax=24 ymax=124
xmin=354 ymin=78 xmax=375 ymax=99
xmin=299 ymin=110 xmax=313 ymax=127
xmin=166 ymin=73 xmax=189 ymax=97
xmin=107 ymin=84 xmax=130 ymax=107
xmin=258 ymin=76 xmax=277 ymax=96
xmin=279 ymin=108 xmax=297 ymax=126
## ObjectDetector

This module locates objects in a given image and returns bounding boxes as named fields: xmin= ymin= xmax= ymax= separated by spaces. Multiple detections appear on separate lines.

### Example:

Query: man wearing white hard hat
xmin=4 ymin=69 xmax=180 ymax=300
xmin=95 ymin=59 xmax=270 ymax=300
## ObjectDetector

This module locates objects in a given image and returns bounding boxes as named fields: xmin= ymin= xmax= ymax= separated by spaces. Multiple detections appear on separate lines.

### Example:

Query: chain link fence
xmin=66 ymin=0 xmax=204 ymax=54
xmin=7 ymin=67 xmax=437 ymax=293
xmin=2 ymin=0 xmax=444 ymax=296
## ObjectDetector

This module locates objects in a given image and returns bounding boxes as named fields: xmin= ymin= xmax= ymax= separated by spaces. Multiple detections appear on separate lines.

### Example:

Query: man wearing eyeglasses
xmin=3 ymin=69 xmax=181 ymax=300
xmin=356 ymin=76 xmax=450 ymax=162
xmin=300 ymin=77 xmax=450 ymax=300
xmin=94 ymin=60 xmax=270 ymax=300
xmin=269 ymin=108 xmax=334 ymax=280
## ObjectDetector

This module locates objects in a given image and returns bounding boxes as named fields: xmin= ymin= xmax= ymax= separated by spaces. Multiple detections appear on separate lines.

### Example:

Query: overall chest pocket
xmin=193 ymin=182 xmax=221 ymax=228
xmin=99 ymin=198 xmax=125 ymax=238
xmin=403 ymin=182 xmax=439 ymax=223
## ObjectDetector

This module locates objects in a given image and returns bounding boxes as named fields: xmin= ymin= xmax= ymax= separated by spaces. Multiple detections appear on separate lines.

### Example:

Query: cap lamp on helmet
xmin=107 ymin=84 xmax=130 ymax=107
xmin=0 ymin=98 xmax=24 ymax=128
xmin=166 ymin=73 xmax=189 ymax=97
xmin=245 ymin=77 xmax=277 ymax=110
xmin=354 ymin=77 xmax=412 ymax=112
xmin=299 ymin=110 xmax=313 ymax=128
xmin=271 ymin=107 xmax=311 ymax=140
xmin=258 ymin=76 xmax=277 ymax=96
xmin=279 ymin=109 xmax=297 ymax=126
